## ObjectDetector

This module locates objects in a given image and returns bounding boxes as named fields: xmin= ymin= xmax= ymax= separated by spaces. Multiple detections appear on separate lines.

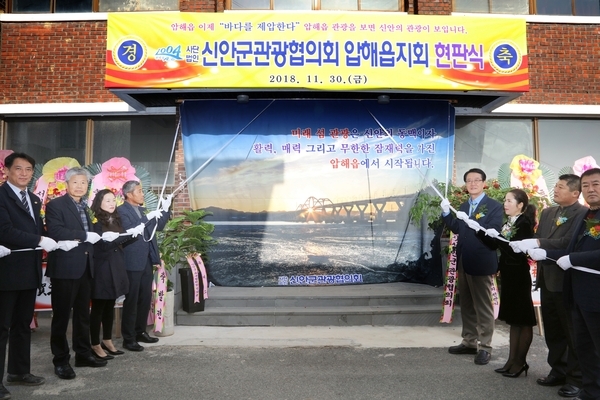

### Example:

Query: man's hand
xmin=39 ymin=237 xmax=59 ymax=252
xmin=126 ymin=223 xmax=145 ymax=238
xmin=160 ymin=194 xmax=173 ymax=212
xmin=440 ymin=198 xmax=451 ymax=214
xmin=456 ymin=211 xmax=469 ymax=221
xmin=527 ymin=248 xmax=547 ymax=261
xmin=85 ymin=232 xmax=102 ymax=244
xmin=465 ymin=219 xmax=482 ymax=231
xmin=102 ymin=231 xmax=120 ymax=242
xmin=57 ymin=241 xmax=79 ymax=252
xmin=146 ymin=210 xmax=162 ymax=220
xmin=485 ymin=228 xmax=500 ymax=239
xmin=556 ymin=256 xmax=573 ymax=271
xmin=0 ymin=245 xmax=11 ymax=258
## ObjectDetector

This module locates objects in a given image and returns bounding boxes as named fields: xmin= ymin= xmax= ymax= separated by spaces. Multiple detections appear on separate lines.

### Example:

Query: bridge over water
xmin=295 ymin=194 xmax=415 ymax=223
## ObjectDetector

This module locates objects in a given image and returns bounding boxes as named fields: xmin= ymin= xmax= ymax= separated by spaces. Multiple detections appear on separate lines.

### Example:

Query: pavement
xmin=2 ymin=314 xmax=564 ymax=400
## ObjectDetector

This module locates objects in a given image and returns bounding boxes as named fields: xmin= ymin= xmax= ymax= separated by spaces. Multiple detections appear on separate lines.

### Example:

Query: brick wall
xmin=415 ymin=0 xmax=451 ymax=15
xmin=180 ymin=0 xmax=223 ymax=12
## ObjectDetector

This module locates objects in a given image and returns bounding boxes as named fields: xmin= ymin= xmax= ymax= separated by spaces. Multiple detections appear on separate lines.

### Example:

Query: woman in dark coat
xmin=89 ymin=189 xmax=136 ymax=359
xmin=477 ymin=188 xmax=537 ymax=378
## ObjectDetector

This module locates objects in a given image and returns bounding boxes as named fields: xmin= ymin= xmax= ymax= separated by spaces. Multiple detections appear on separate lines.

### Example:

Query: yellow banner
xmin=106 ymin=12 xmax=528 ymax=92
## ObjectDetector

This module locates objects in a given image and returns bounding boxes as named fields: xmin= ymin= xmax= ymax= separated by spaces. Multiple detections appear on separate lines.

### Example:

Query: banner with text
xmin=106 ymin=12 xmax=528 ymax=91
xmin=180 ymin=99 xmax=454 ymax=287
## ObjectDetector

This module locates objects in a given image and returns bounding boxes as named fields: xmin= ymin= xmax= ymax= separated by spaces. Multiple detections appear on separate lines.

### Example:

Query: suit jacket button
xmin=84 ymin=251 xmax=88 ymax=255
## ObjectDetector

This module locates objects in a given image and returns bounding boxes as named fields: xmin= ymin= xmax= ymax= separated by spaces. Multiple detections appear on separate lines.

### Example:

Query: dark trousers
xmin=540 ymin=283 xmax=581 ymax=385
xmin=90 ymin=298 xmax=116 ymax=346
xmin=0 ymin=289 xmax=36 ymax=377
xmin=50 ymin=267 xmax=93 ymax=366
xmin=121 ymin=259 xmax=153 ymax=343
xmin=571 ymin=303 xmax=600 ymax=400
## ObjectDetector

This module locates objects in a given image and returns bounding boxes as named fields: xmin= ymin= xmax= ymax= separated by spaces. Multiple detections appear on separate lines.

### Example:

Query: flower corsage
xmin=585 ymin=218 xmax=600 ymax=240
xmin=556 ymin=211 xmax=568 ymax=226
xmin=86 ymin=207 xmax=98 ymax=224
xmin=474 ymin=204 xmax=487 ymax=220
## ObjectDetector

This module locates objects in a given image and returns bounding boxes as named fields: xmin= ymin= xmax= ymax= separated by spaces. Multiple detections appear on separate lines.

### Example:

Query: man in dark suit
xmin=441 ymin=168 xmax=503 ymax=365
xmin=0 ymin=152 xmax=59 ymax=399
xmin=45 ymin=167 xmax=107 ymax=380
xmin=529 ymin=167 xmax=600 ymax=400
xmin=117 ymin=180 xmax=170 ymax=351
xmin=511 ymin=174 xmax=586 ymax=398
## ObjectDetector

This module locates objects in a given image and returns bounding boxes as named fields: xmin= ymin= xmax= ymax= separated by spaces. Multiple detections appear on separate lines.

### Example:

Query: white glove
xmin=509 ymin=242 xmax=522 ymax=253
xmin=85 ymin=232 xmax=102 ymax=244
xmin=514 ymin=238 xmax=539 ymax=253
xmin=527 ymin=248 xmax=547 ymax=261
xmin=126 ymin=223 xmax=145 ymax=238
xmin=440 ymin=198 xmax=450 ymax=214
xmin=39 ymin=237 xmax=59 ymax=252
xmin=465 ymin=219 xmax=482 ymax=231
xmin=556 ymin=255 xmax=573 ymax=271
xmin=485 ymin=228 xmax=500 ymax=239
xmin=0 ymin=245 xmax=11 ymax=258
xmin=456 ymin=211 xmax=469 ymax=221
xmin=145 ymin=210 xmax=162 ymax=220
xmin=160 ymin=194 xmax=173 ymax=212
xmin=102 ymin=231 xmax=120 ymax=242
xmin=57 ymin=240 xmax=79 ymax=251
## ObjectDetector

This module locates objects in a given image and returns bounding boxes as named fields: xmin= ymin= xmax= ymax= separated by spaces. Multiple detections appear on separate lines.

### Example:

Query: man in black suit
xmin=117 ymin=181 xmax=170 ymax=351
xmin=511 ymin=174 xmax=586 ymax=398
xmin=45 ymin=167 xmax=107 ymax=379
xmin=441 ymin=168 xmax=503 ymax=365
xmin=529 ymin=168 xmax=600 ymax=400
xmin=0 ymin=152 xmax=59 ymax=399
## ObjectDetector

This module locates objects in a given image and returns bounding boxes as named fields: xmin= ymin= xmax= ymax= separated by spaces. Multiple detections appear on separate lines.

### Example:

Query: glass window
xmin=321 ymin=0 xmax=358 ymax=10
xmin=94 ymin=116 xmax=176 ymax=185
xmin=230 ymin=0 xmax=270 ymax=9
xmin=274 ymin=0 xmax=312 ymax=9
xmin=491 ymin=0 xmax=529 ymax=14
xmin=99 ymin=0 xmax=179 ymax=12
xmin=361 ymin=0 xmax=400 ymax=10
xmin=454 ymin=118 xmax=534 ymax=181
xmin=5 ymin=119 xmax=87 ymax=165
xmin=11 ymin=0 xmax=52 ymax=12
xmin=454 ymin=0 xmax=489 ymax=13
xmin=55 ymin=0 xmax=93 ymax=12
xmin=538 ymin=119 xmax=600 ymax=178
xmin=536 ymin=0 xmax=572 ymax=14
xmin=575 ymin=0 xmax=600 ymax=15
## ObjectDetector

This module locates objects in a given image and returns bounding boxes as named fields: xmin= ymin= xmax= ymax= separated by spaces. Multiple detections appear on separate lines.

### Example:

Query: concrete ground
xmin=3 ymin=315 xmax=561 ymax=400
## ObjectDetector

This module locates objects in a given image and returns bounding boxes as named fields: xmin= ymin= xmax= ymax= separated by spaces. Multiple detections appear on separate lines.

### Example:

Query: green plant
xmin=157 ymin=209 xmax=216 ymax=288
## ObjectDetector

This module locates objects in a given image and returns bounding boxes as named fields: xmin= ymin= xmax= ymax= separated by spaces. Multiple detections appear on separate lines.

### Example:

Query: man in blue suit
xmin=117 ymin=181 xmax=170 ymax=351
xmin=441 ymin=168 xmax=503 ymax=365
xmin=0 ymin=152 xmax=59 ymax=399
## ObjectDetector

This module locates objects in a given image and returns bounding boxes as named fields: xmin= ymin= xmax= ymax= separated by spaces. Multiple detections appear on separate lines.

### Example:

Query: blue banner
xmin=181 ymin=99 xmax=454 ymax=287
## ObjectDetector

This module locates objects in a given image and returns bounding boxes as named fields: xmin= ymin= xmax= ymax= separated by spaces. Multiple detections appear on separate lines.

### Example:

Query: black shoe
xmin=136 ymin=332 xmax=159 ymax=343
xmin=537 ymin=375 xmax=566 ymax=387
xmin=502 ymin=364 xmax=529 ymax=378
xmin=558 ymin=384 xmax=582 ymax=398
xmin=92 ymin=349 xmax=114 ymax=361
xmin=6 ymin=373 xmax=45 ymax=386
xmin=54 ymin=364 xmax=76 ymax=380
xmin=123 ymin=341 xmax=144 ymax=352
xmin=448 ymin=344 xmax=478 ymax=355
xmin=0 ymin=384 xmax=10 ymax=400
xmin=74 ymin=355 xmax=108 ymax=368
xmin=494 ymin=366 xmax=510 ymax=373
xmin=474 ymin=350 xmax=491 ymax=365
xmin=101 ymin=342 xmax=125 ymax=355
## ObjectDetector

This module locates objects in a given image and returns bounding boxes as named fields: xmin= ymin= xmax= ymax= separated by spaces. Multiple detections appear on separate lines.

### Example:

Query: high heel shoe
xmin=101 ymin=342 xmax=124 ymax=356
xmin=92 ymin=349 xmax=114 ymax=361
xmin=502 ymin=364 xmax=529 ymax=378
xmin=494 ymin=366 xmax=510 ymax=373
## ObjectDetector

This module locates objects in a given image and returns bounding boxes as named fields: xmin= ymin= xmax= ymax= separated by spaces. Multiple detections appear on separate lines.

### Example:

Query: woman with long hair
xmin=89 ymin=189 xmax=137 ymax=359
xmin=478 ymin=188 xmax=537 ymax=378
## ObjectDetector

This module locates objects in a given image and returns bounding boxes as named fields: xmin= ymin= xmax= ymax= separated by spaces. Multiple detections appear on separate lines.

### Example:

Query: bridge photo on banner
xmin=180 ymin=99 xmax=454 ymax=287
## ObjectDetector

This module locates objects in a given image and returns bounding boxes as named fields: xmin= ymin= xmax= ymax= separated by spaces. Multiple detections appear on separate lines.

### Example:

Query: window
xmin=5 ymin=116 xmax=176 ymax=186
xmin=454 ymin=118 xmax=534 ymax=180
xmin=228 ymin=0 xmax=402 ymax=11
xmin=453 ymin=0 xmax=599 ymax=15
xmin=7 ymin=0 xmax=178 ymax=13
xmin=538 ymin=119 xmax=600 ymax=177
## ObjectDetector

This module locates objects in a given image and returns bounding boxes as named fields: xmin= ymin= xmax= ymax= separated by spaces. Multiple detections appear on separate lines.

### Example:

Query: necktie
xmin=20 ymin=190 xmax=31 ymax=215
xmin=469 ymin=202 xmax=476 ymax=217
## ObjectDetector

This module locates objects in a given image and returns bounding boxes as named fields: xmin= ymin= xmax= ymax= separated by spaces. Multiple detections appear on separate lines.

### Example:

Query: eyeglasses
xmin=466 ymin=179 xmax=483 ymax=184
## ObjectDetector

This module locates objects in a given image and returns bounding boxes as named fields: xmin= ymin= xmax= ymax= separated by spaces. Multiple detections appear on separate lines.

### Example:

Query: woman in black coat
xmin=477 ymin=188 xmax=537 ymax=378
xmin=89 ymin=189 xmax=136 ymax=359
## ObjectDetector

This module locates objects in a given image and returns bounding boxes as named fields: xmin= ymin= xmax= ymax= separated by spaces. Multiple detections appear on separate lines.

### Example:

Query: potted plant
xmin=157 ymin=209 xmax=216 ymax=313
